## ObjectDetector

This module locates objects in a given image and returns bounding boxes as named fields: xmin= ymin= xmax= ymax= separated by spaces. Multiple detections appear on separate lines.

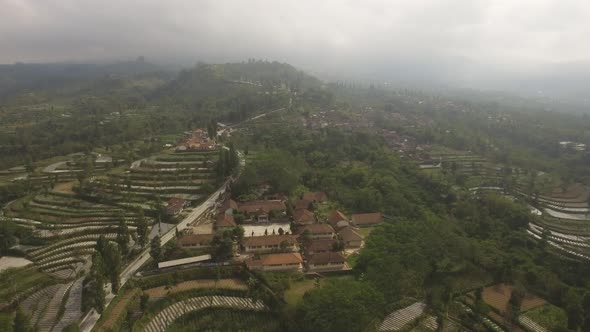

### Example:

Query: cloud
xmin=1 ymin=0 xmax=589 ymax=85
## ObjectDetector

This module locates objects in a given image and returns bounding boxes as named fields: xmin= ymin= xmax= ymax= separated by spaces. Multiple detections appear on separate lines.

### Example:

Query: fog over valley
xmin=2 ymin=0 xmax=590 ymax=103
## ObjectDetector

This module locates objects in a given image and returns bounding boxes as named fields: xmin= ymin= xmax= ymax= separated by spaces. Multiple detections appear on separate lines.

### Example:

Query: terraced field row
xmin=379 ymin=302 xmax=426 ymax=331
xmin=527 ymin=229 xmax=590 ymax=261
xmin=36 ymin=281 xmax=74 ymax=332
xmin=52 ymin=277 xmax=84 ymax=332
xmin=21 ymin=284 xmax=62 ymax=327
xmin=144 ymin=296 xmax=267 ymax=332
xmin=92 ymin=151 xmax=217 ymax=206
xmin=519 ymin=316 xmax=547 ymax=332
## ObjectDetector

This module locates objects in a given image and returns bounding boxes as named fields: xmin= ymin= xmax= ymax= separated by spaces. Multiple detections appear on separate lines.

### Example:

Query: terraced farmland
xmin=3 ymin=191 xmax=146 ymax=276
xmin=379 ymin=302 xmax=426 ymax=331
xmin=144 ymin=279 xmax=247 ymax=300
xmin=165 ymin=308 xmax=280 ymax=332
xmin=479 ymin=284 xmax=545 ymax=314
xmin=143 ymin=295 xmax=268 ymax=332
xmin=0 ymin=146 xmax=227 ymax=332
xmin=5 ymin=152 xmax=114 ymax=188
xmin=91 ymin=151 xmax=218 ymax=204
xmin=521 ymin=183 xmax=590 ymax=260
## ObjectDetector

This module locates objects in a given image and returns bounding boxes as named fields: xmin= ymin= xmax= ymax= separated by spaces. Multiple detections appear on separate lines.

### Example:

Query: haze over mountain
xmin=2 ymin=0 xmax=590 ymax=103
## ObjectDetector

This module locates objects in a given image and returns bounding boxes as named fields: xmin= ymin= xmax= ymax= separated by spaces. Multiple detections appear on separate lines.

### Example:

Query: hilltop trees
xmin=102 ymin=243 xmax=122 ymax=292
xmin=13 ymin=307 xmax=31 ymax=332
xmin=136 ymin=209 xmax=149 ymax=247
xmin=150 ymin=235 xmax=162 ymax=262
xmin=296 ymin=279 xmax=385 ymax=332
xmin=116 ymin=214 xmax=130 ymax=256
xmin=83 ymin=252 xmax=106 ymax=313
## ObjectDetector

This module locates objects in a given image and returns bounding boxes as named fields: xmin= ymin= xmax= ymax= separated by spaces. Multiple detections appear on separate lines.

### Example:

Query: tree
xmin=95 ymin=235 xmax=108 ymax=257
xmin=103 ymin=243 xmax=122 ymax=293
xmin=211 ymin=231 xmax=234 ymax=261
xmin=297 ymin=279 xmax=385 ymax=332
xmin=116 ymin=215 xmax=129 ymax=256
xmin=89 ymin=253 xmax=106 ymax=312
xmin=63 ymin=323 xmax=80 ymax=332
xmin=0 ymin=219 xmax=17 ymax=255
xmin=231 ymin=226 xmax=245 ymax=243
xmin=150 ymin=235 xmax=162 ymax=262
xmin=13 ymin=307 xmax=31 ymax=332
xmin=507 ymin=286 xmax=525 ymax=323
xmin=140 ymin=293 xmax=150 ymax=311
xmin=565 ymin=289 xmax=584 ymax=330
xmin=136 ymin=209 xmax=149 ymax=247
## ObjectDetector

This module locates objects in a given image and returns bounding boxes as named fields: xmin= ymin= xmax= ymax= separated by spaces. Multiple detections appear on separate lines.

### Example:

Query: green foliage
xmin=233 ymin=149 xmax=306 ymax=196
xmin=525 ymin=304 xmax=568 ymax=331
xmin=166 ymin=308 xmax=281 ymax=332
xmin=136 ymin=209 xmax=149 ymax=247
xmin=296 ymin=279 xmax=385 ymax=332
xmin=12 ymin=308 xmax=30 ymax=332
xmin=116 ymin=214 xmax=130 ymax=255
xmin=62 ymin=323 xmax=80 ymax=332
xmin=0 ymin=313 xmax=12 ymax=332
xmin=103 ymin=242 xmax=122 ymax=293
xmin=211 ymin=230 xmax=235 ymax=262
xmin=150 ymin=235 xmax=162 ymax=262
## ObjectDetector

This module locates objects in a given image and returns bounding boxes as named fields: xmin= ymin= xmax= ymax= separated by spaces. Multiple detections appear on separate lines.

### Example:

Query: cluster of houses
xmin=176 ymin=128 xmax=218 ymax=152
xmin=179 ymin=191 xmax=384 ymax=274
xmin=302 ymin=110 xmax=374 ymax=132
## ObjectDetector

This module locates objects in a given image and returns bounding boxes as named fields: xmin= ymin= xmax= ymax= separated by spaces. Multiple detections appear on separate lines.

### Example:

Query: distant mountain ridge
xmin=0 ymin=58 xmax=172 ymax=99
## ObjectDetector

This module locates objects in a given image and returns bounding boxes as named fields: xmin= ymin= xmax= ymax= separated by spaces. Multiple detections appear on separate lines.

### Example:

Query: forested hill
xmin=0 ymin=60 xmax=319 ymax=171
xmin=0 ymin=59 xmax=171 ymax=100
xmin=152 ymin=61 xmax=322 ymax=102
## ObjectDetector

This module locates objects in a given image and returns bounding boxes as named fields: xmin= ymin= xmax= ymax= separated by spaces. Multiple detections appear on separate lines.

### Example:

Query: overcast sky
xmin=2 ymin=0 xmax=590 ymax=89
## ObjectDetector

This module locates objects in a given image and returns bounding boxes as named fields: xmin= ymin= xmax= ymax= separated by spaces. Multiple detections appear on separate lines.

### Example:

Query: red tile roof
xmin=238 ymin=200 xmax=286 ymax=214
xmin=242 ymin=235 xmax=297 ymax=247
xmin=216 ymin=213 xmax=236 ymax=228
xmin=247 ymin=252 xmax=303 ymax=268
xmin=220 ymin=199 xmax=238 ymax=212
xmin=298 ymin=224 xmax=335 ymax=235
xmin=338 ymin=226 xmax=363 ymax=243
xmin=306 ymin=239 xmax=337 ymax=253
xmin=351 ymin=212 xmax=383 ymax=226
xmin=308 ymin=252 xmax=346 ymax=265
xmin=293 ymin=209 xmax=315 ymax=224
xmin=179 ymin=234 xmax=214 ymax=247
xmin=294 ymin=199 xmax=312 ymax=210
xmin=167 ymin=197 xmax=186 ymax=208
xmin=302 ymin=192 xmax=328 ymax=202
xmin=328 ymin=210 xmax=349 ymax=226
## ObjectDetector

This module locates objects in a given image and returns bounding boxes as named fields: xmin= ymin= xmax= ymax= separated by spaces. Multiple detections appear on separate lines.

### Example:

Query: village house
xmin=338 ymin=226 xmax=364 ymax=248
xmin=241 ymin=235 xmax=298 ymax=253
xmin=219 ymin=198 xmax=238 ymax=215
xmin=238 ymin=200 xmax=286 ymax=223
xmin=246 ymin=252 xmax=303 ymax=272
xmin=176 ymin=128 xmax=217 ymax=152
xmin=166 ymin=197 xmax=188 ymax=216
xmin=216 ymin=213 xmax=236 ymax=230
xmin=305 ymin=238 xmax=337 ymax=255
xmin=298 ymin=224 xmax=335 ymax=240
xmin=302 ymin=191 xmax=328 ymax=203
xmin=307 ymin=252 xmax=347 ymax=271
xmin=294 ymin=199 xmax=312 ymax=210
xmin=293 ymin=209 xmax=315 ymax=225
xmin=351 ymin=212 xmax=383 ymax=227
xmin=178 ymin=234 xmax=214 ymax=248
xmin=328 ymin=210 xmax=350 ymax=229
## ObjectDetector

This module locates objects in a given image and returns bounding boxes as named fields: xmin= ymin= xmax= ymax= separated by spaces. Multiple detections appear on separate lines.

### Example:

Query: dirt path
xmin=144 ymin=279 xmax=247 ymax=299
xmin=95 ymin=288 xmax=141 ymax=332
